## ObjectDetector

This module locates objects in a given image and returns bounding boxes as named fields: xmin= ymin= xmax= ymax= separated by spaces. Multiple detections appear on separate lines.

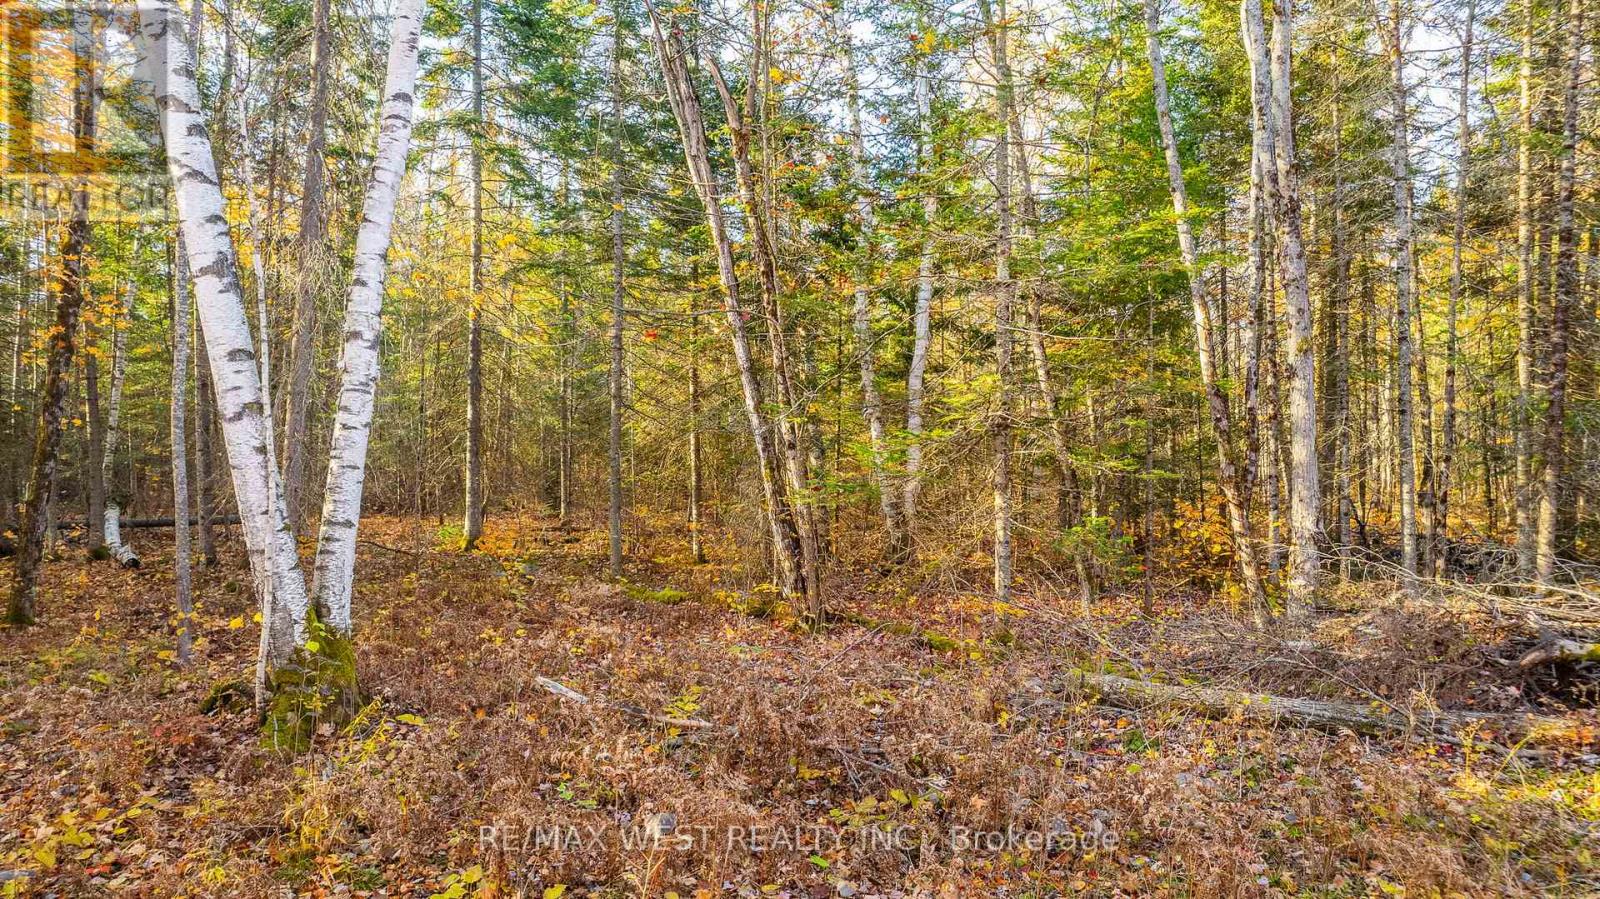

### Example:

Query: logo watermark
xmin=0 ymin=0 xmax=170 ymax=222
xmin=479 ymin=816 xmax=1118 ymax=858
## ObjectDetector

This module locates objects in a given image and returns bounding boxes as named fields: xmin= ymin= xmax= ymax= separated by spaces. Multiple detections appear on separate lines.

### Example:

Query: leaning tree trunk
xmin=7 ymin=6 xmax=94 ymax=627
xmin=1385 ymin=0 xmax=1420 ymax=592
xmin=1149 ymin=0 xmax=1267 ymax=620
xmin=134 ymin=0 xmax=311 ymax=665
xmin=705 ymin=53 xmax=823 ymax=621
xmin=1536 ymin=0 xmax=1583 ymax=585
xmin=646 ymin=3 xmax=810 ymax=615
xmin=309 ymin=0 xmax=424 ymax=632
xmin=978 ymin=0 xmax=1015 ymax=605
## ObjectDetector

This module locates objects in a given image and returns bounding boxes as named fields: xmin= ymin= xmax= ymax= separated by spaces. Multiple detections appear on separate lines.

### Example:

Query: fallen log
xmin=102 ymin=508 xmax=141 ymax=568
xmin=533 ymin=675 xmax=730 ymax=731
xmin=55 ymin=515 xmax=242 ymax=530
xmin=1056 ymin=670 xmax=1586 ymax=747
xmin=1518 ymin=639 xmax=1600 ymax=670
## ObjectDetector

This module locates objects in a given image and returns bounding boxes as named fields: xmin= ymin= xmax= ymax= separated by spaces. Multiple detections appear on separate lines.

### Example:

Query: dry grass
xmin=1 ymin=514 xmax=1596 ymax=897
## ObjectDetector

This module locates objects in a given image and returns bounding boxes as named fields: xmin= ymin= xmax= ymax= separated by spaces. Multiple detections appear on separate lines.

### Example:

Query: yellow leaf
xmin=543 ymin=886 xmax=568 ymax=899
xmin=228 ymin=616 xmax=244 ymax=629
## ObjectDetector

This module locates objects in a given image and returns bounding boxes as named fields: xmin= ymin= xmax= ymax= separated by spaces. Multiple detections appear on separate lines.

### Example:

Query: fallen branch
xmin=1056 ymin=670 xmax=1586 ymax=747
xmin=533 ymin=675 xmax=730 ymax=731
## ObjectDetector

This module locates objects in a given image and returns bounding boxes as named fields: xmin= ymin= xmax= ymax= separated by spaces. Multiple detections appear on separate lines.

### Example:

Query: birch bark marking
xmin=134 ymin=0 xmax=310 ymax=662
xmin=1149 ymin=0 xmax=1266 ymax=619
xmin=311 ymin=0 xmax=425 ymax=632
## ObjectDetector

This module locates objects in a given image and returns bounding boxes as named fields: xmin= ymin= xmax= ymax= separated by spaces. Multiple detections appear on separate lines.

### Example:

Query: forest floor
xmin=1 ymin=513 xmax=1598 ymax=898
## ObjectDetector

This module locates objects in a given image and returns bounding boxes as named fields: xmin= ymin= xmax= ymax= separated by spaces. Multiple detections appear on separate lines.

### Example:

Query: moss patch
xmin=261 ymin=619 xmax=365 ymax=754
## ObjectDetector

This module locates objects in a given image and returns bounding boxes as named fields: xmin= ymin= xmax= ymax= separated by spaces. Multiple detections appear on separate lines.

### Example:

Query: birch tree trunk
xmin=462 ymin=0 xmax=486 ymax=550
xmin=1536 ymin=0 xmax=1583 ymax=585
xmin=978 ymin=0 xmax=1015 ymax=604
xmin=102 ymin=269 xmax=139 ymax=568
xmin=1149 ymin=0 xmax=1267 ymax=620
xmin=646 ymin=4 xmax=811 ymax=616
xmin=309 ymin=0 xmax=424 ymax=632
xmin=134 ymin=0 xmax=311 ymax=665
xmin=1384 ymin=0 xmax=1420 ymax=592
xmin=903 ymin=48 xmax=936 ymax=530
xmin=86 ymin=321 xmax=105 ymax=553
xmin=840 ymin=20 xmax=911 ymax=563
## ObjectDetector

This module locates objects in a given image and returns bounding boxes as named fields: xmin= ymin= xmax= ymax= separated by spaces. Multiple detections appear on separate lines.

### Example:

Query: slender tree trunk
xmin=7 ymin=7 xmax=94 ymax=626
xmin=462 ymin=0 xmax=486 ymax=549
xmin=840 ymin=20 xmax=910 ymax=563
xmin=85 ymin=316 xmax=105 ymax=553
xmin=1265 ymin=0 xmax=1320 ymax=612
xmin=1151 ymin=0 xmax=1266 ymax=620
xmin=309 ymin=0 xmax=423 ymax=630
xmin=1440 ymin=0 xmax=1473 ymax=579
xmin=1329 ymin=66 xmax=1353 ymax=579
xmin=135 ymin=0 xmax=311 ymax=665
xmin=1514 ymin=0 xmax=1537 ymax=574
xmin=281 ymin=0 xmax=334 ymax=533
xmin=193 ymin=303 xmax=217 ymax=564
xmin=903 ymin=48 xmax=936 ymax=530
xmin=1536 ymin=0 xmax=1583 ymax=584
xmin=607 ymin=6 xmax=626 ymax=579
xmin=978 ymin=0 xmax=1015 ymax=604
xmin=102 ymin=269 xmax=138 ymax=567
xmin=687 ymin=284 xmax=705 ymax=564
xmin=1385 ymin=0 xmax=1420 ymax=591
xmin=171 ymin=247 xmax=195 ymax=665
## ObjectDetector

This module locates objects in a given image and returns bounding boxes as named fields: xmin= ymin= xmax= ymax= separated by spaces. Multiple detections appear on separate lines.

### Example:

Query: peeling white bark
xmin=310 ymin=0 xmax=425 ymax=634
xmin=134 ymin=0 xmax=309 ymax=662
